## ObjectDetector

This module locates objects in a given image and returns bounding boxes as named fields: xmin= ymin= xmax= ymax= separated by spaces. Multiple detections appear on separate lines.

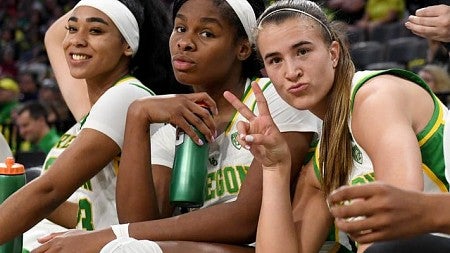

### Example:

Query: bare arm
xmin=348 ymin=75 xmax=434 ymax=249
xmin=46 ymin=201 xmax=79 ymax=229
xmin=294 ymin=163 xmax=333 ymax=253
xmin=34 ymin=86 xmax=313 ymax=252
xmin=351 ymin=75 xmax=430 ymax=189
xmin=0 ymin=129 xmax=119 ymax=243
xmin=224 ymin=83 xmax=316 ymax=253
xmin=116 ymin=94 xmax=217 ymax=222
xmin=44 ymin=10 xmax=90 ymax=121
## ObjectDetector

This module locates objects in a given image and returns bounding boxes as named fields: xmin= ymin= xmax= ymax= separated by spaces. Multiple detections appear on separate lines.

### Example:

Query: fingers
xmin=162 ymin=93 xmax=216 ymax=144
xmin=406 ymin=16 xmax=439 ymax=29
xmin=224 ymin=81 xmax=271 ymax=121
xmin=37 ymin=232 xmax=66 ymax=243
xmin=335 ymin=218 xmax=388 ymax=244
xmin=236 ymin=121 xmax=251 ymax=149
xmin=223 ymin=91 xmax=256 ymax=122
xmin=415 ymin=4 xmax=449 ymax=17
xmin=32 ymin=241 xmax=50 ymax=253
xmin=251 ymin=81 xmax=271 ymax=117
xmin=189 ymin=92 xmax=218 ymax=116
xmin=328 ymin=184 xmax=380 ymax=220
xmin=175 ymin=107 xmax=214 ymax=145
xmin=328 ymin=184 xmax=380 ymax=206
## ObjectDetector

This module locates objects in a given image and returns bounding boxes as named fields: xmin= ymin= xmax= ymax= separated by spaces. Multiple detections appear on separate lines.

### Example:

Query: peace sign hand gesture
xmin=224 ymin=82 xmax=291 ymax=171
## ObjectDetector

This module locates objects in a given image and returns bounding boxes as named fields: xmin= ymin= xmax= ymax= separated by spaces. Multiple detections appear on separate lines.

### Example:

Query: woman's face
xmin=169 ymin=0 xmax=244 ymax=88
xmin=257 ymin=17 xmax=338 ymax=113
xmin=62 ymin=6 xmax=130 ymax=80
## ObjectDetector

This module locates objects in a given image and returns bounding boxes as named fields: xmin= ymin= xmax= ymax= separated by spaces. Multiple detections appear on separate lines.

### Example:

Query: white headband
xmin=75 ymin=0 xmax=140 ymax=56
xmin=225 ymin=0 xmax=256 ymax=45
xmin=259 ymin=8 xmax=333 ymax=40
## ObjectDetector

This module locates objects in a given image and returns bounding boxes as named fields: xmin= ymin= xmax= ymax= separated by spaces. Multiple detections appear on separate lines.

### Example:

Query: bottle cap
xmin=0 ymin=157 xmax=25 ymax=175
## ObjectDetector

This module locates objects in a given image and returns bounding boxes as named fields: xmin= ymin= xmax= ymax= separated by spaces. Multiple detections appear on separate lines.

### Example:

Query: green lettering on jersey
xmin=205 ymin=165 xmax=249 ymax=201
xmin=224 ymin=167 xmax=239 ymax=194
xmin=43 ymin=157 xmax=57 ymax=172
xmin=82 ymin=180 xmax=93 ymax=191
xmin=216 ymin=169 xmax=225 ymax=197
xmin=236 ymin=166 xmax=248 ymax=182
xmin=206 ymin=173 xmax=216 ymax=200
xmin=77 ymin=198 xmax=94 ymax=230
xmin=351 ymin=172 xmax=375 ymax=185
xmin=55 ymin=134 xmax=76 ymax=149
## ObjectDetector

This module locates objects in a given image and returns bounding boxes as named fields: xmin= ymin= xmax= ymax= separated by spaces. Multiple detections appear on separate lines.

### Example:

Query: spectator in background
xmin=15 ymin=101 xmax=60 ymax=154
xmin=0 ymin=46 xmax=18 ymax=78
xmin=326 ymin=0 xmax=366 ymax=25
xmin=0 ymin=77 xmax=19 ymax=153
xmin=418 ymin=64 xmax=450 ymax=93
xmin=17 ymin=71 xmax=40 ymax=102
xmin=0 ymin=77 xmax=19 ymax=125
xmin=406 ymin=4 xmax=450 ymax=74
xmin=356 ymin=0 xmax=405 ymax=33
xmin=38 ymin=78 xmax=76 ymax=134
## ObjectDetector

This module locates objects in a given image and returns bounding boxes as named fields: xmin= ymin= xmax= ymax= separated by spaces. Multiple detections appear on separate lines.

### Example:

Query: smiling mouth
xmin=71 ymin=54 xmax=91 ymax=60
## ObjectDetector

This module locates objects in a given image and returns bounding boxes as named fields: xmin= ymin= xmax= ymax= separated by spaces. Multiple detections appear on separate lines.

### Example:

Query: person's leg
xmin=100 ymin=238 xmax=162 ymax=253
xmin=364 ymin=234 xmax=450 ymax=253
xmin=101 ymin=239 xmax=255 ymax=253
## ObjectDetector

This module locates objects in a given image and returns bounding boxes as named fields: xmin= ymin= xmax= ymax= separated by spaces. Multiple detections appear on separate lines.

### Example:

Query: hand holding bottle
xmin=127 ymin=92 xmax=218 ymax=144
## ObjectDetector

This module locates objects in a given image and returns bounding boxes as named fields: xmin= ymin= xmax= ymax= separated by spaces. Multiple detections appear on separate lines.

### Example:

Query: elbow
xmin=34 ymin=175 xmax=68 ymax=211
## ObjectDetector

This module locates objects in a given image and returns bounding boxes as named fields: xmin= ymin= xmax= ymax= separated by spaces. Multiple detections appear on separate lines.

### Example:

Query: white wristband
xmin=111 ymin=223 xmax=130 ymax=239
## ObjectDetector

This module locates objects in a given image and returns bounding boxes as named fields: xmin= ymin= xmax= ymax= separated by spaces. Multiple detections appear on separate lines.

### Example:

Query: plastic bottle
xmin=169 ymin=105 xmax=211 ymax=208
xmin=0 ymin=157 xmax=25 ymax=253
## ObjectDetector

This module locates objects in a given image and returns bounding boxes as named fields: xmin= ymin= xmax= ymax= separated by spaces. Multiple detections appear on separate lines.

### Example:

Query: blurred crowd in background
xmin=1 ymin=0 xmax=450 ymax=161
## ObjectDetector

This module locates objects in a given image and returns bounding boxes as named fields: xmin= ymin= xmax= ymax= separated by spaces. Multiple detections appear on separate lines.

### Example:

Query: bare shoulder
xmin=353 ymin=74 xmax=428 ymax=112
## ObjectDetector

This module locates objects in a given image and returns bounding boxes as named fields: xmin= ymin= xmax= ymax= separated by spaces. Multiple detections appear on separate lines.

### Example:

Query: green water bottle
xmin=169 ymin=105 xmax=210 ymax=209
xmin=0 ymin=157 xmax=25 ymax=253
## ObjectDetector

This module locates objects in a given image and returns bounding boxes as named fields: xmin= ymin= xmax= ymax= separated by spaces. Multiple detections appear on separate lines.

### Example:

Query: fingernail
xmin=245 ymin=145 xmax=251 ymax=150
xmin=198 ymin=139 xmax=204 ymax=145
xmin=245 ymin=135 xmax=254 ymax=142
xmin=240 ymin=134 xmax=245 ymax=140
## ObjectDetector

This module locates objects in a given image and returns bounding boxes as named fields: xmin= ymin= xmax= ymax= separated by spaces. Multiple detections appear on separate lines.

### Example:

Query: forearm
xmin=117 ymin=106 xmax=159 ymax=222
xmin=426 ymin=193 xmax=450 ymax=234
xmin=257 ymin=169 xmax=298 ymax=253
xmin=128 ymin=199 xmax=259 ymax=244
xmin=0 ymin=179 xmax=67 ymax=243
xmin=47 ymin=200 xmax=79 ymax=229
xmin=299 ymin=192 xmax=333 ymax=252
